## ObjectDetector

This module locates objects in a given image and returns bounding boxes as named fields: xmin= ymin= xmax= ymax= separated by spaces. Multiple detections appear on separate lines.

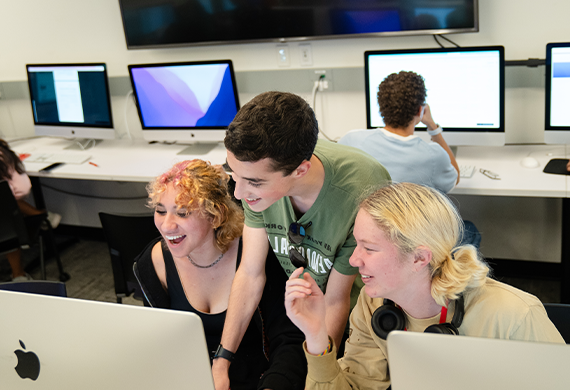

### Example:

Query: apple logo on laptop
xmin=14 ymin=340 xmax=41 ymax=381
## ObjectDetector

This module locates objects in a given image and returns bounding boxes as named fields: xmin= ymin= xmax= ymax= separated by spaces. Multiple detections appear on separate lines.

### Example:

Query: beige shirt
xmin=305 ymin=278 xmax=565 ymax=390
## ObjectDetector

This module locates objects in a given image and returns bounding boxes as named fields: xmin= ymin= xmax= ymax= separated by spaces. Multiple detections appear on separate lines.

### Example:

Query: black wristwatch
xmin=214 ymin=344 xmax=235 ymax=362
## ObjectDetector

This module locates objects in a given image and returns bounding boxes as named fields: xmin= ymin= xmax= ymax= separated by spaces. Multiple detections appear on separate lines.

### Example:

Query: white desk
xmin=452 ymin=145 xmax=568 ymax=198
xmin=9 ymin=137 xmax=228 ymax=183
xmin=8 ymin=138 xmax=570 ymax=302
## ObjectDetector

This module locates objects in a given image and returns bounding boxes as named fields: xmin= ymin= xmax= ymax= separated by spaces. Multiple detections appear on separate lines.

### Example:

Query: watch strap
xmin=214 ymin=344 xmax=235 ymax=362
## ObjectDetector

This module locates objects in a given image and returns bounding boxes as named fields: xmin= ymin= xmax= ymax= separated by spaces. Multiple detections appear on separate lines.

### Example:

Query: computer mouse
xmin=520 ymin=156 xmax=540 ymax=169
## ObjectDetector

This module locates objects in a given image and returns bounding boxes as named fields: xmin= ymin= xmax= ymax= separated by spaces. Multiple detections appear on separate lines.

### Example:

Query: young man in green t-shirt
xmin=213 ymin=91 xmax=390 ymax=390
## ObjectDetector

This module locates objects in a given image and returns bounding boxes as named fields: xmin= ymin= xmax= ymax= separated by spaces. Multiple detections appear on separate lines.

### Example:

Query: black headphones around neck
xmin=371 ymin=295 xmax=465 ymax=340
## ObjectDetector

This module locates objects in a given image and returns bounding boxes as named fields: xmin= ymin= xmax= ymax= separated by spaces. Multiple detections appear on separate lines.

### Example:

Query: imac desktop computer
xmin=545 ymin=42 xmax=570 ymax=144
xmin=365 ymin=46 xmax=505 ymax=146
xmin=128 ymin=59 xmax=240 ymax=155
xmin=26 ymin=63 xmax=115 ymax=149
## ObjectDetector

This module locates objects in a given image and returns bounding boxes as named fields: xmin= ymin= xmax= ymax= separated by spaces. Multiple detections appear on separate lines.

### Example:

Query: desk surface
xmin=9 ymin=137 xmax=570 ymax=197
xmin=10 ymin=137 xmax=228 ymax=183
xmin=451 ymin=145 xmax=568 ymax=198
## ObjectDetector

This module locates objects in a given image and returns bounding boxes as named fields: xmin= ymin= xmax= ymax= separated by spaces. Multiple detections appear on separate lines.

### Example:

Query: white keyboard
xmin=24 ymin=152 xmax=91 ymax=164
xmin=459 ymin=164 xmax=476 ymax=178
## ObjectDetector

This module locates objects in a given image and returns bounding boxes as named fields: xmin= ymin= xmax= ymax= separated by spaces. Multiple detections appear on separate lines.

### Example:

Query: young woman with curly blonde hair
xmin=134 ymin=159 xmax=306 ymax=390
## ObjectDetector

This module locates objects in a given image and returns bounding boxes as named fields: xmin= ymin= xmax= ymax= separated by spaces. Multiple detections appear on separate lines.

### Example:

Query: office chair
xmin=544 ymin=303 xmax=570 ymax=343
xmin=0 ymin=181 xmax=69 ymax=282
xmin=0 ymin=280 xmax=67 ymax=297
xmin=99 ymin=212 xmax=160 ymax=303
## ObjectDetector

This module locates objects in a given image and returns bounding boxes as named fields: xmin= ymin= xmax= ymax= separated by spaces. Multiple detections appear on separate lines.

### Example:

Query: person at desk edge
xmin=214 ymin=91 xmax=391 ymax=390
xmin=133 ymin=159 xmax=306 ymax=390
xmin=285 ymin=182 xmax=564 ymax=390
xmin=339 ymin=70 xmax=480 ymax=247
xmin=0 ymin=139 xmax=61 ymax=281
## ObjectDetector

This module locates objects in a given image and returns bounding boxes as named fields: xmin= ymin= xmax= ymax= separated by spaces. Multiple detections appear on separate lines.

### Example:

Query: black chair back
xmin=0 ymin=280 xmax=67 ymax=297
xmin=544 ymin=303 xmax=570 ymax=343
xmin=99 ymin=212 xmax=159 ymax=303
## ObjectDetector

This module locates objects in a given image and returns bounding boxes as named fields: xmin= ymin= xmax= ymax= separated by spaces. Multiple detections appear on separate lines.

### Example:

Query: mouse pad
xmin=543 ymin=158 xmax=570 ymax=175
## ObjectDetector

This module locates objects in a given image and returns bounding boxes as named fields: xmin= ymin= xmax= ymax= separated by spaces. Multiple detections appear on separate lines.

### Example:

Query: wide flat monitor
xmin=545 ymin=42 xmax=570 ymax=144
xmin=365 ymin=46 xmax=505 ymax=146
xmin=26 ymin=64 xmax=115 ymax=143
xmin=128 ymin=60 xmax=240 ymax=154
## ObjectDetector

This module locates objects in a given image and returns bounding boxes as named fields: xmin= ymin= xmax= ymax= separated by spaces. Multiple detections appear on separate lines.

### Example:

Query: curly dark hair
xmin=377 ymin=71 xmax=426 ymax=129
xmin=224 ymin=91 xmax=319 ymax=176
xmin=0 ymin=139 xmax=26 ymax=181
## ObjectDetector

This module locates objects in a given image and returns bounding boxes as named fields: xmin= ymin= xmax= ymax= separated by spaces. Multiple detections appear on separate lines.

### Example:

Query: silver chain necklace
xmin=187 ymin=252 xmax=224 ymax=269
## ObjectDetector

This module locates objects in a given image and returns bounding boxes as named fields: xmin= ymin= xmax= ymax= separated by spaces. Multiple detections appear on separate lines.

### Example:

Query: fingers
xmin=289 ymin=266 xmax=304 ymax=280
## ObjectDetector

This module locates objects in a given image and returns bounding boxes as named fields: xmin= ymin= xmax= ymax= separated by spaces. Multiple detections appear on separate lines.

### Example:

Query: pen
xmin=89 ymin=162 xmax=99 ymax=167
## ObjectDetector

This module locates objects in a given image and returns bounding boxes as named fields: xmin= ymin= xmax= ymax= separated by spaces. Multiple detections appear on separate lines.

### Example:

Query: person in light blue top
xmin=340 ymin=71 xmax=480 ymax=248
xmin=340 ymin=71 xmax=459 ymax=193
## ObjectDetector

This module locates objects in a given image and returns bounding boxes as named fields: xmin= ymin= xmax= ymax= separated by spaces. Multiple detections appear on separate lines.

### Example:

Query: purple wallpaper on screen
xmin=131 ymin=64 xmax=238 ymax=127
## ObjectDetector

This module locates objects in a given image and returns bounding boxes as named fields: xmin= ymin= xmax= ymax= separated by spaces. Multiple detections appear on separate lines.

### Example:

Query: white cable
xmin=311 ymin=79 xmax=335 ymax=142
xmin=123 ymin=90 xmax=134 ymax=140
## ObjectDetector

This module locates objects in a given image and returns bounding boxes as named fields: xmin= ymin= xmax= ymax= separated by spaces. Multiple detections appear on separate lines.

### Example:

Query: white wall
xmin=2 ymin=0 xmax=570 ymax=141
xmin=0 ymin=0 xmax=568 ymax=262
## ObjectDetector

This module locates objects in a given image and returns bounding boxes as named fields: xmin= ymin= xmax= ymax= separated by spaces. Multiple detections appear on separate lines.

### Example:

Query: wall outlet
xmin=276 ymin=45 xmax=290 ymax=67
xmin=299 ymin=43 xmax=313 ymax=66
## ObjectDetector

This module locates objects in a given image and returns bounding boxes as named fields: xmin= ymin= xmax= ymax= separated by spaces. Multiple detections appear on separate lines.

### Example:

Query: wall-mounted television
xmin=365 ymin=46 xmax=505 ymax=146
xmin=119 ymin=0 xmax=478 ymax=49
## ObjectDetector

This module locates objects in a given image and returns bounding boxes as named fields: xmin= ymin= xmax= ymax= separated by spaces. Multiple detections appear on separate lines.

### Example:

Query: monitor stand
xmin=64 ymin=139 xmax=103 ymax=151
xmin=177 ymin=143 xmax=218 ymax=155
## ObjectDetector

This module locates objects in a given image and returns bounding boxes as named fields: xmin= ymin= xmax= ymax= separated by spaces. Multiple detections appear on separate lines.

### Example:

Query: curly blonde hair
xmin=147 ymin=160 xmax=243 ymax=253
xmin=360 ymin=182 xmax=489 ymax=306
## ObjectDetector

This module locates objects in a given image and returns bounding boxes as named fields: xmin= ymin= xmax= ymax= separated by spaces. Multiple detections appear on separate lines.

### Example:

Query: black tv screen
xmin=119 ymin=0 xmax=478 ymax=49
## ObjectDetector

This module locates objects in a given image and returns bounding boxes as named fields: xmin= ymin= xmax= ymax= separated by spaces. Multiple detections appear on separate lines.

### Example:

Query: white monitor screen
xmin=26 ymin=64 xmax=114 ymax=140
xmin=365 ymin=46 xmax=504 ymax=135
xmin=546 ymin=43 xmax=570 ymax=130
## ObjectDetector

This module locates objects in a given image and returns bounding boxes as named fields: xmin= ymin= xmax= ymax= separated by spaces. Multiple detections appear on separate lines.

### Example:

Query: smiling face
xmin=349 ymin=209 xmax=416 ymax=301
xmin=154 ymin=183 xmax=215 ymax=259
xmin=226 ymin=150 xmax=296 ymax=212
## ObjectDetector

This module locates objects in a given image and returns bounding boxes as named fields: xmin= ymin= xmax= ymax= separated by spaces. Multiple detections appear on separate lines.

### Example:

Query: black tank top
xmin=160 ymin=240 xmax=267 ymax=388
xmin=162 ymin=245 xmax=228 ymax=357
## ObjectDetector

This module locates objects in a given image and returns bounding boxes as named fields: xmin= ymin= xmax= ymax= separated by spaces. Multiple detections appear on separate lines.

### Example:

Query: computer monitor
xmin=128 ymin=60 xmax=240 ymax=155
xmin=365 ymin=46 xmax=505 ymax=146
xmin=26 ymin=64 xmax=115 ymax=145
xmin=545 ymin=42 xmax=570 ymax=144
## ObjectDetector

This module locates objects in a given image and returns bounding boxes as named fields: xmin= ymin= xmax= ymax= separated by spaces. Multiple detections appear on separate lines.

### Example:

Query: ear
xmin=412 ymin=246 xmax=432 ymax=272
xmin=291 ymin=159 xmax=312 ymax=179
xmin=417 ymin=105 xmax=424 ymax=117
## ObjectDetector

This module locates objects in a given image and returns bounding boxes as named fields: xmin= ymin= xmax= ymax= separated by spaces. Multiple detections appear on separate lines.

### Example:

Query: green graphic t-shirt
xmin=244 ymin=140 xmax=391 ymax=306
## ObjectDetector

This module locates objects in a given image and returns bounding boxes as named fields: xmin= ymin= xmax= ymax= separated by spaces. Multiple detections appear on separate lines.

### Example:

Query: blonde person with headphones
xmin=285 ymin=182 xmax=564 ymax=390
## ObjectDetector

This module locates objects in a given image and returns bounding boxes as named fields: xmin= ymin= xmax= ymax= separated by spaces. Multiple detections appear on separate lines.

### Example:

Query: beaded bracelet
xmin=318 ymin=339 xmax=332 ymax=357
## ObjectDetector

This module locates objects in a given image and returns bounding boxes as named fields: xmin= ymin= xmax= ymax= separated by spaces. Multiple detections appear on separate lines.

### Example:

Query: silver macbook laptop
xmin=387 ymin=331 xmax=570 ymax=390
xmin=0 ymin=290 xmax=214 ymax=390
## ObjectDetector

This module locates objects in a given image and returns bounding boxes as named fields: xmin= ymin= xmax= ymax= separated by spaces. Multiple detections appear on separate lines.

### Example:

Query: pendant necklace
xmin=187 ymin=252 xmax=224 ymax=269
